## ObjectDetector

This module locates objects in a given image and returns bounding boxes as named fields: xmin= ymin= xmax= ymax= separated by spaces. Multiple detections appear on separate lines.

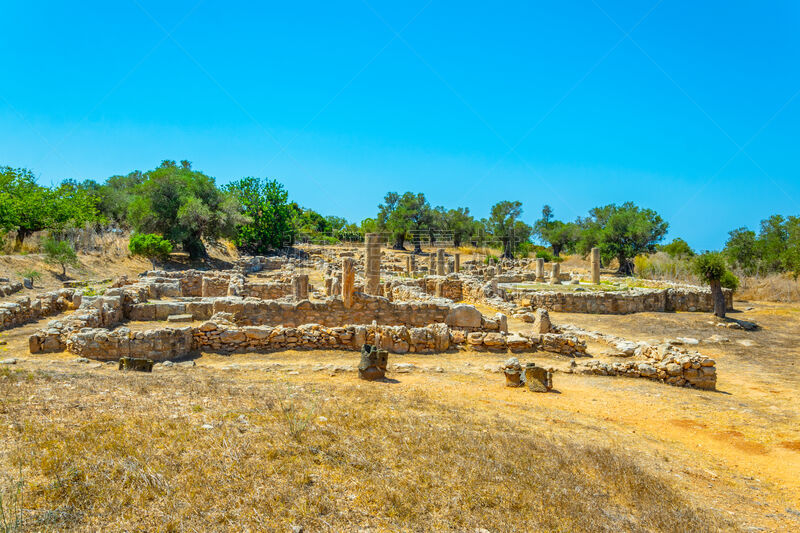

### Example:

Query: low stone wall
xmin=508 ymin=287 xmax=733 ymax=314
xmin=57 ymin=319 xmax=586 ymax=361
xmin=67 ymin=326 xmax=194 ymax=361
xmin=576 ymin=352 xmax=716 ymax=390
xmin=0 ymin=290 xmax=78 ymax=331
xmin=0 ymin=281 xmax=23 ymax=298
xmin=125 ymin=293 xmax=496 ymax=330
xmin=241 ymin=281 xmax=292 ymax=300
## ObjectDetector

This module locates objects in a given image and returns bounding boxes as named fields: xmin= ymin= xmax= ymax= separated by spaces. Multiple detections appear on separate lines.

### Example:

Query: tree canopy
xmin=128 ymin=161 xmax=246 ymax=258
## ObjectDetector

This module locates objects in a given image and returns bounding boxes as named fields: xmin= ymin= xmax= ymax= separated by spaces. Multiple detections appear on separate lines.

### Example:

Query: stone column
xmin=549 ymin=262 xmax=561 ymax=285
xmin=535 ymin=258 xmax=545 ymax=282
xmin=428 ymin=253 xmax=435 ymax=274
xmin=342 ymin=258 xmax=355 ymax=308
xmin=591 ymin=247 xmax=601 ymax=285
xmin=406 ymin=256 xmax=413 ymax=275
xmin=436 ymin=248 xmax=445 ymax=275
xmin=364 ymin=233 xmax=381 ymax=295
xmin=446 ymin=260 xmax=454 ymax=274
xmin=496 ymin=263 xmax=503 ymax=275
xmin=292 ymin=274 xmax=308 ymax=299
xmin=454 ymin=253 xmax=460 ymax=272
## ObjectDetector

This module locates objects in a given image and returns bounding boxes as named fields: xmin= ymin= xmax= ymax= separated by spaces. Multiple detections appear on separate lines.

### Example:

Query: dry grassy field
xmin=1 ymin=297 xmax=799 ymax=531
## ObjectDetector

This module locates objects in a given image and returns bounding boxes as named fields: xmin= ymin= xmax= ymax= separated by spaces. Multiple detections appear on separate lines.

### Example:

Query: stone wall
xmin=125 ymin=293 xmax=494 ymax=330
xmin=0 ymin=289 xmax=78 ymax=331
xmin=241 ymin=281 xmax=292 ymax=300
xmin=57 ymin=320 xmax=586 ymax=361
xmin=0 ymin=281 xmax=23 ymax=298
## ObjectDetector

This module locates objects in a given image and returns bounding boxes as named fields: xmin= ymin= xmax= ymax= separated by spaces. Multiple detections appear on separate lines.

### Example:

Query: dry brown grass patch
xmin=0 ymin=367 xmax=738 ymax=532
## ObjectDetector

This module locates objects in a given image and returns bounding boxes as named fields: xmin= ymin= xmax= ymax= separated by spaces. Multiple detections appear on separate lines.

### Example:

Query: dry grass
xmin=736 ymin=273 xmax=800 ymax=303
xmin=0 ymin=365 xmax=734 ymax=532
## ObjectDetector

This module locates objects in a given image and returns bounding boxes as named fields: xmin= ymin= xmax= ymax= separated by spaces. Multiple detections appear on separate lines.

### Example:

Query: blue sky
xmin=2 ymin=0 xmax=798 ymax=250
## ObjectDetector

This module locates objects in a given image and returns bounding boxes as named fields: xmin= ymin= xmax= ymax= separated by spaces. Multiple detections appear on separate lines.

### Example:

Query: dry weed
xmin=0 ymin=367 xmax=737 ymax=532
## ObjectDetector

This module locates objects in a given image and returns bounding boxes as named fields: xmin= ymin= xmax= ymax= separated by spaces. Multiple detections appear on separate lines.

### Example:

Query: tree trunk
xmin=552 ymin=244 xmax=561 ymax=257
xmin=710 ymin=279 xmax=726 ymax=318
xmin=617 ymin=255 xmax=633 ymax=276
xmin=392 ymin=235 xmax=405 ymax=250
xmin=14 ymin=228 xmax=32 ymax=249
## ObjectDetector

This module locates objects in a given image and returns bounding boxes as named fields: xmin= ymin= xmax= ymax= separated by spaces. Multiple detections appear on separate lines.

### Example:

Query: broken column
xmin=454 ymin=253 xmax=460 ymax=272
xmin=591 ymin=247 xmax=600 ymax=285
xmin=535 ymin=258 xmax=545 ymax=282
xmin=436 ymin=248 xmax=445 ymax=275
xmin=428 ymin=253 xmax=435 ymax=274
xmin=524 ymin=363 xmax=553 ymax=392
xmin=358 ymin=344 xmax=388 ymax=381
xmin=292 ymin=274 xmax=309 ymax=299
xmin=502 ymin=357 xmax=523 ymax=387
xmin=406 ymin=255 xmax=416 ymax=275
xmin=549 ymin=262 xmax=561 ymax=285
xmin=342 ymin=257 xmax=355 ymax=308
xmin=364 ymin=233 xmax=381 ymax=295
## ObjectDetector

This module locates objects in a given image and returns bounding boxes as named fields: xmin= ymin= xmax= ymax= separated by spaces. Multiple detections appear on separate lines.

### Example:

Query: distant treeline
xmin=1 ymin=160 xmax=798 ymax=279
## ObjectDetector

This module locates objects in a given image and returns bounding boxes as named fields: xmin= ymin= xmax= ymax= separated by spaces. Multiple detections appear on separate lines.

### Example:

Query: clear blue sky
xmin=2 ymin=1 xmax=798 ymax=250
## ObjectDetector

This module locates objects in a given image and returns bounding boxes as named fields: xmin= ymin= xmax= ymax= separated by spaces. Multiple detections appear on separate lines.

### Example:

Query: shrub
xmin=483 ymin=254 xmax=499 ymax=265
xmin=42 ymin=236 xmax=80 ymax=278
xmin=17 ymin=268 xmax=42 ymax=284
xmin=129 ymin=233 xmax=173 ymax=268
xmin=720 ymin=270 xmax=740 ymax=291
xmin=535 ymin=249 xmax=563 ymax=263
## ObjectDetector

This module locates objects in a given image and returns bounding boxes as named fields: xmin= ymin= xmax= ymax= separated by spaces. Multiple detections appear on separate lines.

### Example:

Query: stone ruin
xmin=6 ymin=235 xmax=726 ymax=391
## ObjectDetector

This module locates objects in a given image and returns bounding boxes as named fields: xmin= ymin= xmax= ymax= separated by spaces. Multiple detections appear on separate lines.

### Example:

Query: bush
xmin=483 ymin=254 xmax=499 ymax=265
xmin=17 ymin=268 xmax=42 ymax=284
xmin=129 ymin=233 xmax=173 ymax=267
xmin=535 ymin=249 xmax=563 ymax=263
xmin=42 ymin=236 xmax=79 ymax=278
xmin=720 ymin=270 xmax=740 ymax=291
xmin=633 ymin=255 xmax=652 ymax=277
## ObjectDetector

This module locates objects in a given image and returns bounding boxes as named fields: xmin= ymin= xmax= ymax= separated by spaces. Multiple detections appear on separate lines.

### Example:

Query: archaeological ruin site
xmin=8 ymin=235 xmax=729 ymax=390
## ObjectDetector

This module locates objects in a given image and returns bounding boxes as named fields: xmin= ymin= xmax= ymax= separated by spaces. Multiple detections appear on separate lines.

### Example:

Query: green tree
xmin=660 ymin=238 xmax=695 ymax=259
xmin=226 ymin=177 xmax=293 ymax=253
xmin=0 ymin=167 xmax=99 ymax=247
xmin=441 ymin=207 xmax=475 ymax=247
xmin=692 ymin=252 xmax=731 ymax=318
xmin=724 ymin=228 xmax=759 ymax=275
xmin=128 ymin=233 xmax=173 ymax=268
xmin=129 ymin=161 xmax=245 ymax=258
xmin=782 ymin=216 xmax=800 ymax=279
xmin=42 ymin=236 xmax=79 ymax=279
xmin=534 ymin=205 xmax=579 ymax=257
xmin=577 ymin=202 xmax=668 ymax=275
xmin=487 ymin=200 xmax=532 ymax=259
xmin=377 ymin=192 xmax=432 ymax=251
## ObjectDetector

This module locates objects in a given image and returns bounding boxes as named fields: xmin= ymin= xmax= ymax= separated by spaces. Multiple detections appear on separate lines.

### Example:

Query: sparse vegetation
xmin=41 ymin=236 xmax=79 ymax=279
xmin=0 ymin=368 xmax=734 ymax=531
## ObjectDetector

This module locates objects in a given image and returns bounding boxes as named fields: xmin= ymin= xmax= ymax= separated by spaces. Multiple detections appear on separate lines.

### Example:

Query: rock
xmin=166 ymin=314 xmax=193 ymax=323
xmin=74 ymin=357 xmax=90 ymax=363
xmin=523 ymin=363 xmax=553 ymax=392
xmin=201 ymin=424 xmax=214 ymax=430
xmin=482 ymin=363 xmax=502 ymax=373
xmin=0 ymin=358 xmax=18 ymax=365
xmin=394 ymin=363 xmax=415 ymax=373
xmin=705 ymin=334 xmax=730 ymax=343
xmin=161 ymin=360 xmax=175 ymax=367
xmin=358 ymin=344 xmax=388 ymax=381
xmin=737 ymin=339 xmax=756 ymax=347
xmin=23 ymin=278 xmax=33 ymax=289
xmin=445 ymin=304 xmax=482 ymax=328
xmin=615 ymin=340 xmax=638 ymax=356
xmin=531 ymin=308 xmax=551 ymax=334
xmin=502 ymin=357 xmax=523 ymax=387
xmin=677 ymin=337 xmax=699 ymax=345
xmin=118 ymin=357 xmax=154 ymax=372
